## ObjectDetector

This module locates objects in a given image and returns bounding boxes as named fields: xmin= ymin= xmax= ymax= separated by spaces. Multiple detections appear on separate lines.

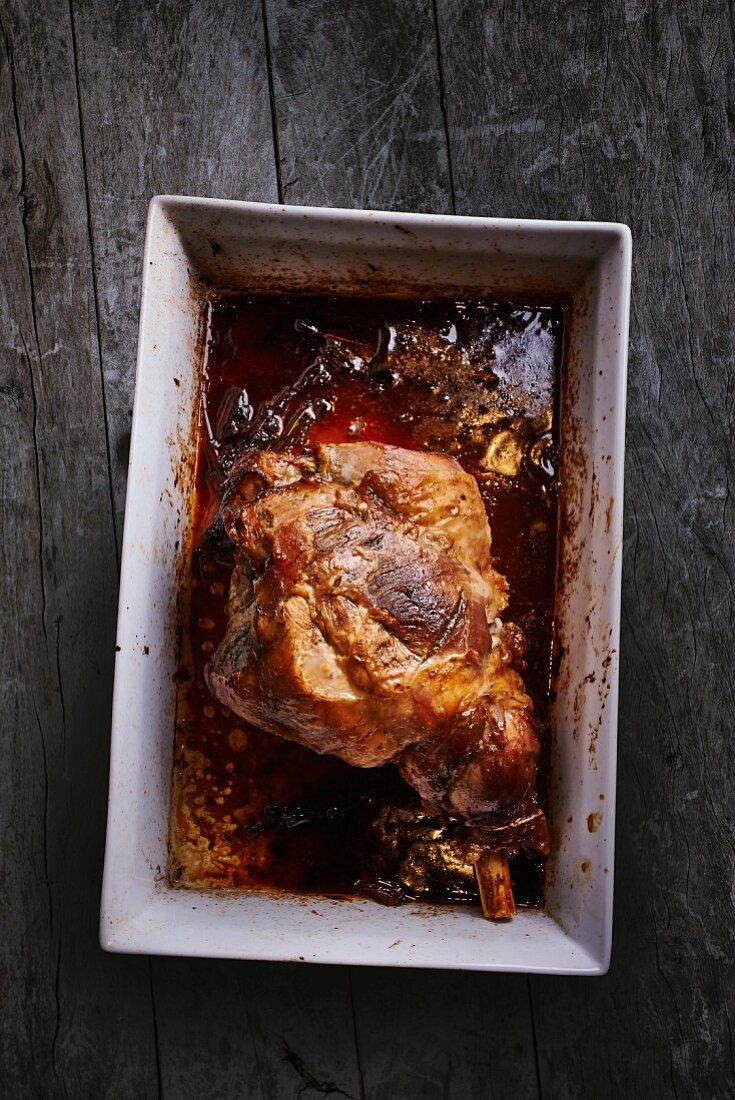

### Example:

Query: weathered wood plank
xmin=351 ymin=968 xmax=539 ymax=1100
xmin=0 ymin=1 xmax=158 ymax=1096
xmin=265 ymin=4 xmax=543 ymax=1097
xmin=4 ymin=0 xmax=734 ymax=1096
xmin=72 ymin=0 xmax=280 ymax=547
xmin=265 ymin=0 xmax=453 ymax=212
xmin=435 ymin=1 xmax=735 ymax=1096
xmin=153 ymin=959 xmax=365 ymax=1100
xmin=71 ymin=5 xmax=369 ymax=1098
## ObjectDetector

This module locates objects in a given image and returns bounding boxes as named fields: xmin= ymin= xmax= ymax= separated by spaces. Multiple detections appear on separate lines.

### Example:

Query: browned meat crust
xmin=207 ymin=442 xmax=546 ymax=854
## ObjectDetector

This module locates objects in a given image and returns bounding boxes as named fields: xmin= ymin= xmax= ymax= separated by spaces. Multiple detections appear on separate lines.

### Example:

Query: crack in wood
xmin=67 ymin=0 xmax=120 ymax=566
xmin=261 ymin=0 xmax=284 ymax=203
xmin=31 ymin=696 xmax=54 ymax=942
xmin=527 ymin=976 xmax=544 ymax=1100
xmin=148 ymin=959 xmax=164 ymax=1100
xmin=2 ymin=16 xmax=49 ymax=646
xmin=54 ymin=617 xmax=66 ymax=752
xmin=430 ymin=0 xmax=456 ymax=213
xmin=347 ymin=970 xmax=366 ymax=1100
xmin=51 ymin=932 xmax=65 ymax=1093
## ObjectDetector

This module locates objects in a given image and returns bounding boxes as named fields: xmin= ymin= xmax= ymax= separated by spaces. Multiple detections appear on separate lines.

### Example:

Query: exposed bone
xmin=474 ymin=852 xmax=516 ymax=919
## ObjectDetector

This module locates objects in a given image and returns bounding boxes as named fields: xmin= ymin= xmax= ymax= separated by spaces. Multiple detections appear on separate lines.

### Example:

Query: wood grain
xmin=265 ymin=2 xmax=544 ymax=1096
xmin=71 ymin=0 xmax=279 ymax=547
xmin=68 ymin=3 xmax=369 ymax=1097
xmin=2 ymin=0 xmax=735 ymax=1096
xmin=152 ymin=959 xmax=365 ymax=1100
xmin=351 ymin=968 xmax=539 ymax=1100
xmin=264 ymin=0 xmax=453 ymax=212
xmin=0 ymin=1 xmax=157 ymax=1095
xmin=435 ymin=1 xmax=735 ymax=1096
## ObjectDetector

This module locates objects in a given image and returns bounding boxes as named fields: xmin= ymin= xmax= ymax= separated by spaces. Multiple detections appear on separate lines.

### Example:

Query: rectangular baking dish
xmin=100 ymin=197 xmax=631 ymax=974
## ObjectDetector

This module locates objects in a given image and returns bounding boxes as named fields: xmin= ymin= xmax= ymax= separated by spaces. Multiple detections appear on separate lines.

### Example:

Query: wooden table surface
xmin=2 ymin=2 xmax=734 ymax=1097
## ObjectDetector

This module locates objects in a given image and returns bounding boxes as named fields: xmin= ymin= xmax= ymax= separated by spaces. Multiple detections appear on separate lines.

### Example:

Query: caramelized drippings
xmin=172 ymin=295 xmax=563 ymax=908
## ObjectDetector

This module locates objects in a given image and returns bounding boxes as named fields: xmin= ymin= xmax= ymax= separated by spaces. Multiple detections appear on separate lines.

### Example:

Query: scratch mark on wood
xmin=283 ymin=1044 xmax=357 ymax=1099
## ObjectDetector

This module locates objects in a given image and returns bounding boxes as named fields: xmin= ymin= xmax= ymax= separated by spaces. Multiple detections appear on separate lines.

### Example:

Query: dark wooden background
xmin=2 ymin=1 xmax=733 ymax=1097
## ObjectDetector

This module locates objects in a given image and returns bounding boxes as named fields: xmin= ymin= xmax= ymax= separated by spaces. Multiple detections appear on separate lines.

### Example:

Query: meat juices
xmin=172 ymin=295 xmax=562 ymax=908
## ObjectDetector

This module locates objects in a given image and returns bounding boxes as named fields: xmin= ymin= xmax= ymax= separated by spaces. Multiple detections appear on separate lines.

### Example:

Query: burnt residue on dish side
xmin=169 ymin=293 xmax=567 ymax=910
xmin=167 ymin=291 xmax=209 ymax=872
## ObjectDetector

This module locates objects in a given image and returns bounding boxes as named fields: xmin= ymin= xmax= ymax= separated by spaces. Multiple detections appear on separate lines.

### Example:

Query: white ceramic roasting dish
xmin=100 ymin=198 xmax=631 ymax=974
